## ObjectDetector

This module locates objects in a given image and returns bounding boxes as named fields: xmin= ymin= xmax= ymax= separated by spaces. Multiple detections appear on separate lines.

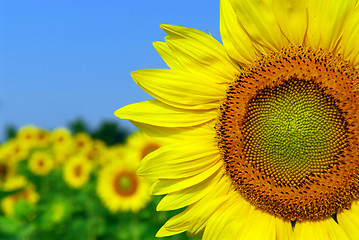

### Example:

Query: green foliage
xmin=92 ymin=121 xmax=129 ymax=145
xmin=68 ymin=118 xmax=90 ymax=134
xmin=68 ymin=118 xmax=130 ymax=145
xmin=4 ymin=125 xmax=16 ymax=141
xmin=0 ymin=187 xmax=24 ymax=199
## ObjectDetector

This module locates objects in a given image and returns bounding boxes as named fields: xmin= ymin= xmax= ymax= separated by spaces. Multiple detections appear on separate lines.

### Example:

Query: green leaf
xmin=0 ymin=216 xmax=20 ymax=235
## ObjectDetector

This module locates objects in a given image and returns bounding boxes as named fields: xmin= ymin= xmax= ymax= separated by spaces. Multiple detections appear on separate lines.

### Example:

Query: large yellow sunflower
xmin=96 ymin=160 xmax=150 ymax=213
xmin=115 ymin=0 xmax=359 ymax=239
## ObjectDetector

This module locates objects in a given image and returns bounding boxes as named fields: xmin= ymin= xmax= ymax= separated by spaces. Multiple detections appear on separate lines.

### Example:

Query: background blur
xmin=0 ymin=0 xmax=221 ymax=141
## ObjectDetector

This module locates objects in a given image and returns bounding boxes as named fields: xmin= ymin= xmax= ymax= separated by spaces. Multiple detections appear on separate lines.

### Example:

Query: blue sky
xmin=0 ymin=0 xmax=221 ymax=141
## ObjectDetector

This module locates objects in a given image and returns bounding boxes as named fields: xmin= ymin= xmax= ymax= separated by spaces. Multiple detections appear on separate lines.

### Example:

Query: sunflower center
xmin=38 ymin=159 xmax=45 ymax=167
xmin=217 ymin=46 xmax=359 ymax=221
xmin=74 ymin=165 xmax=82 ymax=177
xmin=242 ymin=78 xmax=346 ymax=187
xmin=114 ymin=171 xmax=138 ymax=197
xmin=118 ymin=176 xmax=132 ymax=191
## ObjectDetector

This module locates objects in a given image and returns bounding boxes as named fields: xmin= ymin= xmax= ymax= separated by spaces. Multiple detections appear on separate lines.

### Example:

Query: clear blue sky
xmin=0 ymin=1 xmax=221 ymax=141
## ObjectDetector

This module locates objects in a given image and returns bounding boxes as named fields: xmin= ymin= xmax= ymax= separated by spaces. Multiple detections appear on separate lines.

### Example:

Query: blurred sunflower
xmin=51 ymin=128 xmax=73 ymax=151
xmin=116 ymin=0 xmax=359 ymax=239
xmin=28 ymin=151 xmax=54 ymax=176
xmin=35 ymin=128 xmax=51 ymax=148
xmin=81 ymin=139 xmax=107 ymax=164
xmin=1 ymin=175 xmax=39 ymax=217
xmin=63 ymin=155 xmax=92 ymax=189
xmin=16 ymin=125 xmax=39 ymax=149
xmin=7 ymin=139 xmax=29 ymax=162
xmin=126 ymin=131 xmax=163 ymax=164
xmin=73 ymin=132 xmax=92 ymax=153
xmin=96 ymin=161 xmax=150 ymax=213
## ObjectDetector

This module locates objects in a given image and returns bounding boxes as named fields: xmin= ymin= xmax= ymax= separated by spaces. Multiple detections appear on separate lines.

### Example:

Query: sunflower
xmin=63 ymin=155 xmax=92 ymax=189
xmin=51 ymin=127 xmax=73 ymax=151
xmin=115 ymin=0 xmax=359 ymax=239
xmin=126 ymin=131 xmax=163 ymax=164
xmin=7 ymin=138 xmax=29 ymax=162
xmin=35 ymin=128 xmax=51 ymax=148
xmin=73 ymin=132 xmax=93 ymax=153
xmin=81 ymin=139 xmax=107 ymax=165
xmin=28 ymin=151 xmax=54 ymax=176
xmin=96 ymin=160 xmax=150 ymax=213
xmin=16 ymin=125 xmax=39 ymax=149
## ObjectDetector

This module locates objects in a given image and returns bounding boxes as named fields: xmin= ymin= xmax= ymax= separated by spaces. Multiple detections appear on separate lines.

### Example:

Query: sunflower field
xmin=0 ymin=125 xmax=200 ymax=240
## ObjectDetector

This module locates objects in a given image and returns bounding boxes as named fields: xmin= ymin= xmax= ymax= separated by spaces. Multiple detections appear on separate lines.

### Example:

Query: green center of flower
xmin=242 ymin=78 xmax=347 ymax=187
xmin=114 ymin=171 xmax=138 ymax=197
xmin=118 ymin=175 xmax=132 ymax=192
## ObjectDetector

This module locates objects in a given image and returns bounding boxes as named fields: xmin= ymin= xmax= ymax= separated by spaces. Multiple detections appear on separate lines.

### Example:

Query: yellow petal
xmin=156 ymin=172 xmax=221 ymax=211
xmin=157 ymin=186 xmax=230 ymax=238
xmin=235 ymin=206 xmax=279 ymax=240
xmin=272 ymin=0 xmax=308 ymax=46
xmin=220 ymin=0 xmax=258 ymax=65
xmin=294 ymin=218 xmax=350 ymax=240
xmin=203 ymin=198 xmax=246 ymax=240
xmin=339 ymin=3 xmax=359 ymax=68
xmin=161 ymin=24 xmax=240 ymax=83
xmin=138 ymin=139 xmax=219 ymax=179
xmin=142 ymin=153 xmax=219 ymax=179
xmin=156 ymin=210 xmax=189 ymax=237
xmin=306 ymin=0 xmax=356 ymax=51
xmin=153 ymin=41 xmax=183 ymax=70
xmin=128 ymin=120 xmax=215 ymax=144
xmin=337 ymin=200 xmax=359 ymax=239
xmin=186 ymin=176 xmax=232 ymax=237
xmin=275 ymin=218 xmax=294 ymax=240
xmin=115 ymin=99 xmax=216 ymax=127
xmin=132 ymin=69 xmax=225 ymax=110
xmin=229 ymin=0 xmax=287 ymax=53
xmin=151 ymin=165 xmax=221 ymax=195
xmin=160 ymin=24 xmax=240 ymax=83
